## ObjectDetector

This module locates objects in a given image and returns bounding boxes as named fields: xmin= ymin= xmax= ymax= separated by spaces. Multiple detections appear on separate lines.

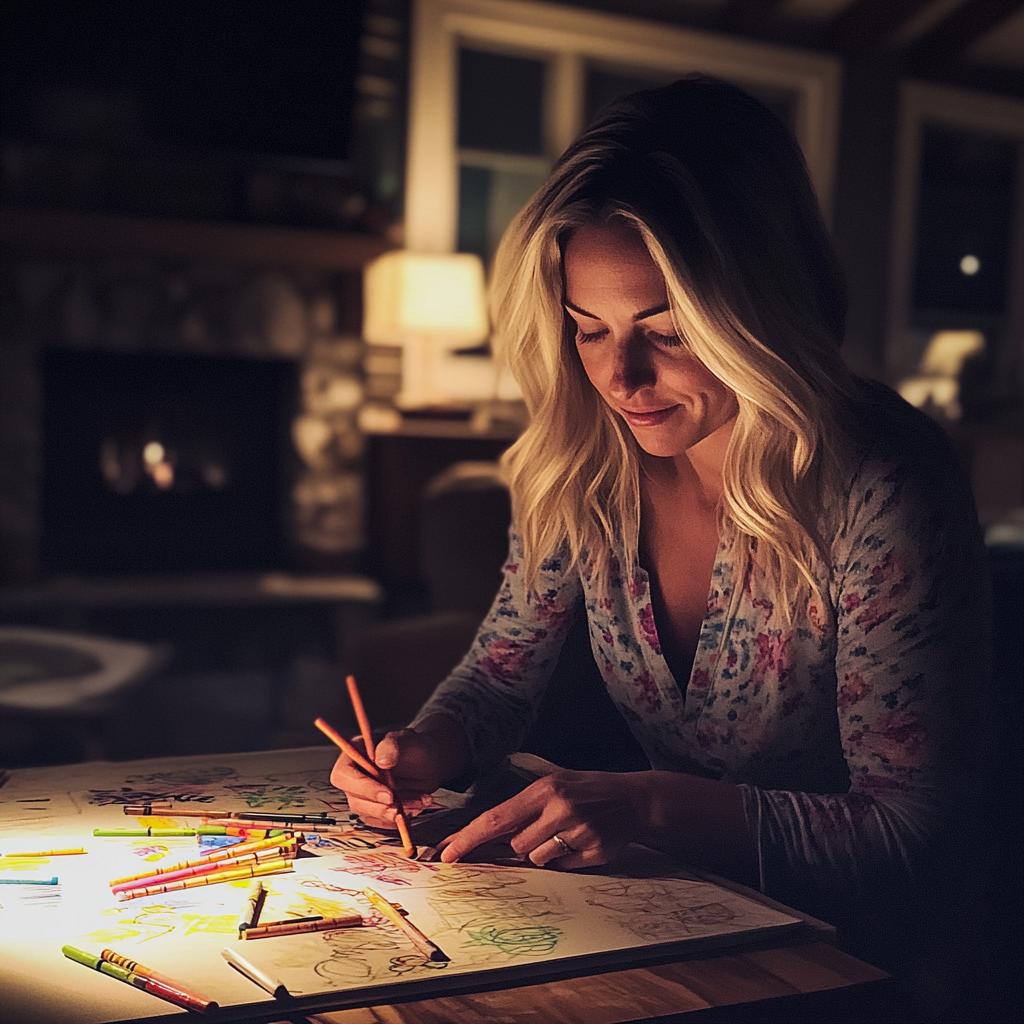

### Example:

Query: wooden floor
xmin=305 ymin=941 xmax=890 ymax=1024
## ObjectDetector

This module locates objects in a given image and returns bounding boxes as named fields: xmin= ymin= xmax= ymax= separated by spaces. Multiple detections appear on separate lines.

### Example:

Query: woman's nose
xmin=609 ymin=336 xmax=656 ymax=396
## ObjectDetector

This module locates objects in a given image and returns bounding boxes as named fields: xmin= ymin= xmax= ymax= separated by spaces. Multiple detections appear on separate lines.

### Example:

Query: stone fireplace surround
xmin=0 ymin=206 xmax=392 ymax=585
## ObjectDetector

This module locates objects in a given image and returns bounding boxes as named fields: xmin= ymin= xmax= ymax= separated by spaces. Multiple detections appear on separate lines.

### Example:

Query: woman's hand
xmin=329 ymin=715 xmax=471 ymax=829
xmin=439 ymin=770 xmax=647 ymax=869
xmin=439 ymin=769 xmax=759 ymax=883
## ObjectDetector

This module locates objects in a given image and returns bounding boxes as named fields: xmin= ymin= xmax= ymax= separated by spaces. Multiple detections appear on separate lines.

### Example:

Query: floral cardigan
xmin=414 ymin=395 xmax=989 ymax=940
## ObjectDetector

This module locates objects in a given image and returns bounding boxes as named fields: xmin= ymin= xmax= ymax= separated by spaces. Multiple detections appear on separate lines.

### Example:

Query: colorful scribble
xmin=463 ymin=924 xmax=562 ymax=957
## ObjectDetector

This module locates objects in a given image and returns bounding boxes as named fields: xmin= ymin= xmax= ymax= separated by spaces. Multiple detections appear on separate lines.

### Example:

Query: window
xmin=888 ymin=82 xmax=1024 ymax=410
xmin=406 ymin=0 xmax=841 ymax=259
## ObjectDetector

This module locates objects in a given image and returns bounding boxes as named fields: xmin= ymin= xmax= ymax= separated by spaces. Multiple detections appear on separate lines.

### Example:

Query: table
xmin=309 ymin=940 xmax=890 ymax=1023
xmin=0 ymin=748 xmax=889 ymax=1024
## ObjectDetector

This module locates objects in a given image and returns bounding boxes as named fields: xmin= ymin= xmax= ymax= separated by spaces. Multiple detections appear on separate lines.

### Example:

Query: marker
xmin=237 ymin=880 xmax=266 ymax=933
xmin=0 ymin=847 xmax=85 ymax=857
xmin=116 ymin=859 xmax=293 ymax=901
xmin=93 ymin=828 xmax=197 ymax=837
xmin=257 ymin=914 xmax=323 ymax=926
xmin=221 ymin=946 xmax=289 ymax=998
xmin=121 ymin=804 xmax=174 ymax=815
xmin=241 ymin=913 xmax=363 ymax=939
xmin=111 ymin=844 xmax=295 ymax=893
xmin=108 ymin=835 xmax=294 ymax=885
xmin=362 ymin=887 xmax=449 ymax=962
xmin=99 ymin=949 xmax=217 ymax=1013
xmin=0 ymin=876 xmax=58 ymax=885
xmin=62 ymin=945 xmax=217 ymax=1014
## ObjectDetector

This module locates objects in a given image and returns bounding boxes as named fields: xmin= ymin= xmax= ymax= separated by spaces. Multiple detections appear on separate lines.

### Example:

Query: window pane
xmin=457 ymin=163 xmax=547 ymax=263
xmin=912 ymin=126 xmax=1016 ymax=318
xmin=458 ymin=48 xmax=545 ymax=155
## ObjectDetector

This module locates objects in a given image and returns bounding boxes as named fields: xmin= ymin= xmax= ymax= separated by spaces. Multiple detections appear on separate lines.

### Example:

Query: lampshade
xmin=363 ymin=251 xmax=489 ymax=347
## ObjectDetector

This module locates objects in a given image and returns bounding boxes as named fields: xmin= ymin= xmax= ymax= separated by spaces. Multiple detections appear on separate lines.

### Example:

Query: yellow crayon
xmin=115 ymin=859 xmax=293 ymax=901
xmin=107 ymin=836 xmax=294 ymax=886
xmin=0 ymin=846 xmax=85 ymax=857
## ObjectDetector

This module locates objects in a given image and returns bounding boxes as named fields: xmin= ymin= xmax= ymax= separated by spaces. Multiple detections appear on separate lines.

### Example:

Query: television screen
xmin=1 ymin=1 xmax=366 ymax=165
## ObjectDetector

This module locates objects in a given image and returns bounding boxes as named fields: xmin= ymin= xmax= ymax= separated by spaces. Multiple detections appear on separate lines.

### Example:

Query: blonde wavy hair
xmin=491 ymin=77 xmax=863 ymax=608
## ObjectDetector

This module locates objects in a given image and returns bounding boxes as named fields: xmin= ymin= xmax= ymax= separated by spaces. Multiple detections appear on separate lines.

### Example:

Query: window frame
xmin=405 ymin=0 xmax=842 ymax=252
xmin=886 ymin=81 xmax=1024 ymax=394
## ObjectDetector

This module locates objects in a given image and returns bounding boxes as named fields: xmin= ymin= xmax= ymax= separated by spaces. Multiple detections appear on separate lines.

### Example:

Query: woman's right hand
xmin=329 ymin=716 xmax=471 ymax=828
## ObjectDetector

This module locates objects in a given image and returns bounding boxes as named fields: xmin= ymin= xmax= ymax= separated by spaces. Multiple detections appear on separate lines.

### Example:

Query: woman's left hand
xmin=438 ymin=770 xmax=646 ymax=869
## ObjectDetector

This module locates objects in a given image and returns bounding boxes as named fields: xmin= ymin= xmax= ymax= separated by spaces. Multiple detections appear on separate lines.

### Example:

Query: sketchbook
xmin=0 ymin=748 xmax=803 ymax=1024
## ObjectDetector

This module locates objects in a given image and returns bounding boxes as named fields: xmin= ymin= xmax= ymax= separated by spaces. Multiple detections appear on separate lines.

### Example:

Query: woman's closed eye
xmin=645 ymin=328 xmax=682 ymax=347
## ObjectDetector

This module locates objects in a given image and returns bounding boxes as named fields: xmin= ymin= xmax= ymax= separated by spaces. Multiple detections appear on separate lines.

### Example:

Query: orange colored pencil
xmin=314 ymin=717 xmax=380 ymax=778
xmin=335 ymin=678 xmax=416 ymax=860
xmin=346 ymin=674 xmax=376 ymax=762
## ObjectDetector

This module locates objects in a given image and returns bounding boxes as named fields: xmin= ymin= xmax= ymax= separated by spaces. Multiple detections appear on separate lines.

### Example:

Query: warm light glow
xmin=363 ymin=251 xmax=489 ymax=346
xmin=959 ymin=254 xmax=980 ymax=276
xmin=897 ymin=330 xmax=986 ymax=421
xmin=151 ymin=461 xmax=174 ymax=489
xmin=920 ymin=330 xmax=985 ymax=377
xmin=143 ymin=441 xmax=165 ymax=466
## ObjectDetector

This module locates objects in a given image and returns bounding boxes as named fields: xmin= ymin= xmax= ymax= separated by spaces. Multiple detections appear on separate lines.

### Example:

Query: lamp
xmin=363 ymin=251 xmax=490 ymax=409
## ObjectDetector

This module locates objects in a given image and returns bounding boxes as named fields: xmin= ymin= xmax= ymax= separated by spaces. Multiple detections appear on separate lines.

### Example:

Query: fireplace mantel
xmin=0 ymin=205 xmax=394 ymax=269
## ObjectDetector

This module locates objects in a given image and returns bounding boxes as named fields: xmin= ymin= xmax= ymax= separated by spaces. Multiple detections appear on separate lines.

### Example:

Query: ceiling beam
xmin=907 ymin=0 xmax=1024 ymax=61
xmin=720 ymin=0 xmax=787 ymax=34
xmin=826 ymin=0 xmax=941 ymax=52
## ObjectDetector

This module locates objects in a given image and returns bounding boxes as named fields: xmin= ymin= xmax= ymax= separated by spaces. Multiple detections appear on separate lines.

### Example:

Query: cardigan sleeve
xmin=411 ymin=529 xmax=583 ymax=773
xmin=738 ymin=423 xmax=990 ymax=944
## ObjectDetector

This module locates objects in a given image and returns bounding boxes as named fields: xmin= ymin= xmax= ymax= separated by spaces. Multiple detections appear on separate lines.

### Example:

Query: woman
xmin=332 ymin=77 xmax=988 ymax=963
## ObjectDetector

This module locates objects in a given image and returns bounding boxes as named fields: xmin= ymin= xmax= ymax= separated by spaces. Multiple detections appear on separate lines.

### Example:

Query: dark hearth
xmin=41 ymin=348 xmax=297 ymax=574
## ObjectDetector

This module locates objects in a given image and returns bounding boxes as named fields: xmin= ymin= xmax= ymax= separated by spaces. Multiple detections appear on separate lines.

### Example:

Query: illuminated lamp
xmin=363 ymin=251 xmax=490 ymax=409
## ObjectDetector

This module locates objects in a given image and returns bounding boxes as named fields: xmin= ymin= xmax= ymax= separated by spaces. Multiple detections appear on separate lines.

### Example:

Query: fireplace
xmin=41 ymin=348 xmax=298 ymax=574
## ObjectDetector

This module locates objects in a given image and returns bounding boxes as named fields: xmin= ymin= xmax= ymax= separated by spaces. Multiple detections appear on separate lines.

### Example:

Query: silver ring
xmin=551 ymin=833 xmax=574 ymax=857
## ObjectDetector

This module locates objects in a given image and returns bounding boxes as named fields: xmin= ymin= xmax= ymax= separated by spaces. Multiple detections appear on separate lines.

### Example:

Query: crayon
xmin=221 ymin=946 xmax=289 ymax=998
xmin=93 ymin=828 xmax=197 ymax=837
xmin=0 ymin=876 xmax=58 ymax=884
xmin=257 ymin=914 xmax=323 ymax=926
xmin=107 ymin=834 xmax=293 ymax=885
xmin=131 ymin=806 xmax=335 ymax=824
xmin=198 ymin=819 xmax=295 ymax=835
xmin=100 ymin=949 xmax=217 ymax=1013
xmin=115 ymin=858 xmax=293 ymax=900
xmin=195 ymin=824 xmax=285 ymax=838
xmin=362 ymin=887 xmax=449 ymax=962
xmin=237 ymin=880 xmax=266 ymax=933
xmin=111 ymin=844 xmax=295 ymax=893
xmin=62 ymin=945 xmax=217 ymax=1014
xmin=0 ymin=846 xmax=84 ymax=857
xmin=241 ymin=913 xmax=362 ymax=939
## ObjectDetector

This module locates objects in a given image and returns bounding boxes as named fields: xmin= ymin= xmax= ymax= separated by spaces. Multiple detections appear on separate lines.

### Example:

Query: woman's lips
xmin=620 ymin=405 xmax=678 ymax=427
